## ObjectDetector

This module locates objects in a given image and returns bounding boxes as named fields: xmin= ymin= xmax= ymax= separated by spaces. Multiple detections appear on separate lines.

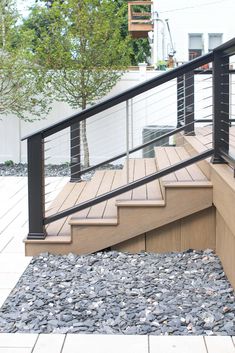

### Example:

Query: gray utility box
xmin=142 ymin=125 xmax=175 ymax=158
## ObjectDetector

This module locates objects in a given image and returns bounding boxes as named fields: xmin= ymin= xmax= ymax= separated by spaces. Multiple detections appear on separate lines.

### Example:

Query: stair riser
xmin=70 ymin=186 xmax=213 ymax=254
xmin=25 ymin=186 xmax=213 ymax=255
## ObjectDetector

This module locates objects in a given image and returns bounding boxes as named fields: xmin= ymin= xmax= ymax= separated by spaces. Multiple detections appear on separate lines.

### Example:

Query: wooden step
xmin=154 ymin=146 xmax=210 ymax=186
xmin=70 ymin=169 xmax=122 ymax=225
xmin=116 ymin=158 xmax=163 ymax=205
xmin=70 ymin=159 xmax=164 ymax=225
xmin=25 ymin=150 xmax=213 ymax=256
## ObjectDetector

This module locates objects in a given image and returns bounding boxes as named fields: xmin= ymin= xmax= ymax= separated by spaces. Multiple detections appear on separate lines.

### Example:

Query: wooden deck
xmin=186 ymin=125 xmax=235 ymax=155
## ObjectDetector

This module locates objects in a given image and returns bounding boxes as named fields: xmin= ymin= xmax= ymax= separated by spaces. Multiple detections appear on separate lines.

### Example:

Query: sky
xmin=16 ymin=0 xmax=234 ymax=15
xmin=16 ymin=0 xmax=34 ymax=16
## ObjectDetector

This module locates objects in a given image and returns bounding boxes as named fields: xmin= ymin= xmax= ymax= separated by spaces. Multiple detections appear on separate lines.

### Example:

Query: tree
xmin=0 ymin=0 xmax=52 ymax=121
xmin=35 ymin=0 xmax=150 ymax=65
xmin=24 ymin=0 xmax=132 ymax=167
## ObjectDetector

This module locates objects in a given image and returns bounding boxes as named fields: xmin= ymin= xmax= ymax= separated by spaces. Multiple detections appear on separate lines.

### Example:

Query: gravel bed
xmin=0 ymin=163 xmax=123 ymax=179
xmin=0 ymin=250 xmax=234 ymax=335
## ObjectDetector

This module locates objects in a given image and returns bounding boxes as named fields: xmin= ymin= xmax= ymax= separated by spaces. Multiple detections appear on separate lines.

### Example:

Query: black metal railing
xmin=22 ymin=37 xmax=235 ymax=240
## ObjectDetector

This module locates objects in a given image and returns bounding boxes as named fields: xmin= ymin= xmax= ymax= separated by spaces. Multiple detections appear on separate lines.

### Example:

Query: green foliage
xmin=23 ymin=0 xmax=132 ymax=166
xmin=4 ymin=160 xmax=14 ymax=166
xmin=0 ymin=0 xmax=52 ymax=121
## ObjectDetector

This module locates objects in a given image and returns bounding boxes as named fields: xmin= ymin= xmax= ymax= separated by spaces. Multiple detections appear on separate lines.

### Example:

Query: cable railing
xmin=22 ymin=37 xmax=235 ymax=240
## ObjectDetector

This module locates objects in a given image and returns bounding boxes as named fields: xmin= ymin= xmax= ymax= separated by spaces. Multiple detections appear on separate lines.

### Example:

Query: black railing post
xmin=27 ymin=134 xmax=46 ymax=239
xmin=184 ymin=71 xmax=195 ymax=135
xmin=211 ymin=51 xmax=230 ymax=163
xmin=70 ymin=123 xmax=81 ymax=182
xmin=177 ymin=75 xmax=184 ymax=127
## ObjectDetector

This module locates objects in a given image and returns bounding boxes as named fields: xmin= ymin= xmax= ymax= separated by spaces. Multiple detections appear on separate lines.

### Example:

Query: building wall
xmin=154 ymin=0 xmax=235 ymax=63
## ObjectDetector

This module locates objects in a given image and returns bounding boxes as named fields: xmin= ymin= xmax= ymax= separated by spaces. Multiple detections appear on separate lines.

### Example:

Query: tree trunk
xmin=1 ymin=4 xmax=6 ymax=49
xmin=81 ymin=97 xmax=90 ymax=168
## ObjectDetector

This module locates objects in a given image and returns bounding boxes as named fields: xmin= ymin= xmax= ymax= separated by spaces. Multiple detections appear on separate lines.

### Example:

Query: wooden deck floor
xmin=155 ymin=146 xmax=208 ymax=183
xmin=191 ymin=126 xmax=235 ymax=155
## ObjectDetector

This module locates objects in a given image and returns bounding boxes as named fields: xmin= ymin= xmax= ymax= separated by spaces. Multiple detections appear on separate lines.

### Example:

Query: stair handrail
xmin=22 ymin=52 xmax=213 ymax=141
xmin=24 ymin=37 xmax=235 ymax=240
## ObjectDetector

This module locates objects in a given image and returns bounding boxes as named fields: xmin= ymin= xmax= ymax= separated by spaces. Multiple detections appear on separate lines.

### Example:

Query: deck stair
xmin=25 ymin=146 xmax=214 ymax=255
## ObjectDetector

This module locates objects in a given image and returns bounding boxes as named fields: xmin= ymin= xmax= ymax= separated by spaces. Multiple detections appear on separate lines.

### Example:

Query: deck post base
xmin=211 ymin=156 xmax=228 ymax=164
xmin=27 ymin=232 xmax=47 ymax=240
xmin=70 ymin=177 xmax=82 ymax=183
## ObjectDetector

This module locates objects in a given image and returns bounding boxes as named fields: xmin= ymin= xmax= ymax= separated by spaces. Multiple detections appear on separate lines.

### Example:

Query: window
xmin=188 ymin=34 xmax=203 ymax=60
xmin=208 ymin=33 xmax=223 ymax=51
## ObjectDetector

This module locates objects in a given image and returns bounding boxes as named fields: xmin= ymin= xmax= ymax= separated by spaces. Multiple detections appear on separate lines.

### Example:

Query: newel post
xmin=184 ymin=71 xmax=195 ymax=135
xmin=177 ymin=75 xmax=184 ymax=128
xmin=70 ymin=122 xmax=81 ymax=182
xmin=211 ymin=51 xmax=229 ymax=163
xmin=27 ymin=133 xmax=46 ymax=239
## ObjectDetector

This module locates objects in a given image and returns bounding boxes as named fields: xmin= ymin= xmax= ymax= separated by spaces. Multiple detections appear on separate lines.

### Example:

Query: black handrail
xmin=214 ymin=37 xmax=235 ymax=55
xmin=22 ymin=52 xmax=213 ymax=140
xmin=44 ymin=148 xmax=214 ymax=225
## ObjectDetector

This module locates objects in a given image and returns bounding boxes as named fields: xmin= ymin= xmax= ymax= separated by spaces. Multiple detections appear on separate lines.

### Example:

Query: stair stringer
xmin=70 ymin=183 xmax=213 ymax=254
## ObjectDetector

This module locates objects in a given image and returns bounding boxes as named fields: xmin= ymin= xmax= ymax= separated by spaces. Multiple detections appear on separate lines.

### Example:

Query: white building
xmin=150 ymin=0 xmax=234 ymax=64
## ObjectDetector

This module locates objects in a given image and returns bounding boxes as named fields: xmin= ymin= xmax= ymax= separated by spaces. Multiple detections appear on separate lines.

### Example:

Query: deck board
xmin=155 ymin=147 xmax=177 ymax=182
xmin=47 ymin=182 xmax=86 ymax=236
xmin=165 ymin=147 xmax=192 ymax=181
xmin=132 ymin=159 xmax=147 ymax=200
xmin=103 ymin=170 xmax=123 ymax=219
xmin=72 ymin=171 xmax=105 ymax=219
xmin=175 ymin=147 xmax=207 ymax=181
xmin=117 ymin=158 xmax=135 ymax=201
xmin=45 ymin=182 xmax=76 ymax=217
xmin=145 ymin=158 xmax=163 ymax=200
xmin=87 ymin=171 xmax=115 ymax=219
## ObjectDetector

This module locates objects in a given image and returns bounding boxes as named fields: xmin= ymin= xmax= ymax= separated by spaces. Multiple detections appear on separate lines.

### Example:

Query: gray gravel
xmin=0 ymin=250 xmax=234 ymax=335
xmin=0 ymin=163 xmax=122 ymax=179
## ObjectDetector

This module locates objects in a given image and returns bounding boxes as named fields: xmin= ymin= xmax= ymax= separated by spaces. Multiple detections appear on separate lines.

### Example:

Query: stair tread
xmin=71 ymin=170 xmax=122 ymax=221
xmin=117 ymin=158 xmax=163 ymax=201
xmin=70 ymin=159 xmax=163 ymax=223
xmin=87 ymin=170 xmax=116 ymax=219
xmin=155 ymin=146 xmax=209 ymax=183
xmin=46 ymin=181 xmax=87 ymax=237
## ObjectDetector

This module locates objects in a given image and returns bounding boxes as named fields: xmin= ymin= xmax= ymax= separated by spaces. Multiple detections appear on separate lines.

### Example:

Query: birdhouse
xmin=128 ymin=1 xmax=153 ymax=39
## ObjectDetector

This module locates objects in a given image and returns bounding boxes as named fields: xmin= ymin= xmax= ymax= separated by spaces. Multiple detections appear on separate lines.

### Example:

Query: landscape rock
xmin=0 ymin=250 xmax=234 ymax=335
